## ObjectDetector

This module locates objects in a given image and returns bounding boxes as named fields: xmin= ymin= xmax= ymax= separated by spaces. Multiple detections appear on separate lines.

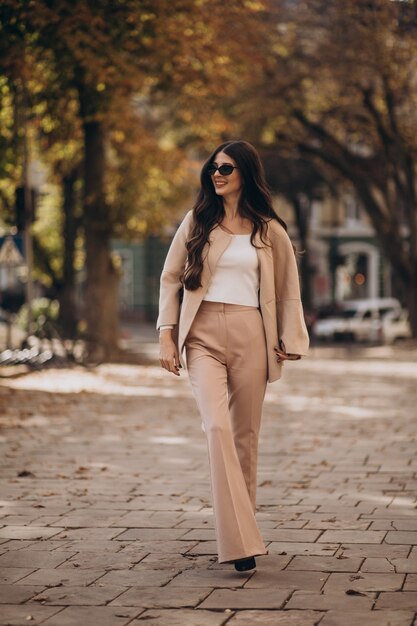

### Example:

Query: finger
xmin=276 ymin=354 xmax=289 ymax=362
xmin=169 ymin=362 xmax=180 ymax=376
xmin=274 ymin=349 xmax=286 ymax=358
xmin=162 ymin=357 xmax=175 ymax=371
xmin=168 ymin=359 xmax=180 ymax=375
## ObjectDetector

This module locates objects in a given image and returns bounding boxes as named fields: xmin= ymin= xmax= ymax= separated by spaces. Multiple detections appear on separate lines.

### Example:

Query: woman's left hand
xmin=274 ymin=340 xmax=301 ymax=363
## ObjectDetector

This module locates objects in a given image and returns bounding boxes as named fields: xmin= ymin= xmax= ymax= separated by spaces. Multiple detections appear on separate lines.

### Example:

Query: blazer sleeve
xmin=156 ymin=210 xmax=193 ymax=331
xmin=271 ymin=223 xmax=310 ymax=357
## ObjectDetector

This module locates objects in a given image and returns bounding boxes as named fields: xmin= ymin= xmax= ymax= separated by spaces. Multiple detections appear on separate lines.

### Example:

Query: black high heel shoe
xmin=234 ymin=556 xmax=256 ymax=572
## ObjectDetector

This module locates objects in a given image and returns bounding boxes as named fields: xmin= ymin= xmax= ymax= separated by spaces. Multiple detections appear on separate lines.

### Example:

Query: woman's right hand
xmin=159 ymin=330 xmax=181 ymax=376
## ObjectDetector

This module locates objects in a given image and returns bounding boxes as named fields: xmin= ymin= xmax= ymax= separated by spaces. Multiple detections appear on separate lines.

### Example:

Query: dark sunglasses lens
xmin=218 ymin=164 xmax=234 ymax=175
xmin=207 ymin=164 xmax=217 ymax=175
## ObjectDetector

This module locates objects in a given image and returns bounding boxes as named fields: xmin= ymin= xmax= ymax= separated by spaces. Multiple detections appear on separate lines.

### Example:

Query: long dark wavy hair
xmin=182 ymin=140 xmax=289 ymax=291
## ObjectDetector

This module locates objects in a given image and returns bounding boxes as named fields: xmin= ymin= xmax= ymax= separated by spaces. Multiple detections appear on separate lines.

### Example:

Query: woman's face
xmin=210 ymin=150 xmax=242 ymax=199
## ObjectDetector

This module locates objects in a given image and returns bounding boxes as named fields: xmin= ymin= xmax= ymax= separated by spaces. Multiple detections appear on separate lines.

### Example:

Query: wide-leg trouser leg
xmin=228 ymin=360 xmax=267 ymax=513
xmin=185 ymin=301 xmax=268 ymax=563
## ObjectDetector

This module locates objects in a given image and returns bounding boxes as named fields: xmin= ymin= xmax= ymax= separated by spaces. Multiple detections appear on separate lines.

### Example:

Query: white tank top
xmin=203 ymin=234 xmax=260 ymax=307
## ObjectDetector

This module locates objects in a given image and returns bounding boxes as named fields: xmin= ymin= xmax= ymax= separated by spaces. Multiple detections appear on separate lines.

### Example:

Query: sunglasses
xmin=207 ymin=163 xmax=239 ymax=176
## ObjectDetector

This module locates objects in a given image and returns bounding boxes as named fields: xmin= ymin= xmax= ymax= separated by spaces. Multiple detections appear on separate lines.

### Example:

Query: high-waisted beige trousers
xmin=185 ymin=300 xmax=268 ymax=563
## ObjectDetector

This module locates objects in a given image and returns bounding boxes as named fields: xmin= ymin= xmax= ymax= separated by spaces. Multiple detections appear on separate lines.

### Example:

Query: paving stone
xmin=53 ymin=540 xmax=130 ymax=553
xmin=315 ymin=505 xmax=376 ymax=515
xmin=30 ymin=515 xmax=70 ymax=526
xmin=49 ymin=514 xmax=129 ymax=528
xmin=0 ymin=603 xmax=62 ymax=625
xmin=361 ymin=508 xmax=417 ymax=519
xmin=29 ymin=584 xmax=127 ymax=605
xmin=318 ymin=530 xmax=386 ymax=544
xmin=361 ymin=558 xmax=396 ymax=572
xmin=137 ymin=552 xmax=205 ymax=570
xmin=175 ymin=519 xmax=214 ymax=530
xmin=167 ymin=568 xmax=251 ymax=587
xmin=126 ymin=496 xmax=202 ymax=512
xmin=337 ymin=544 xmax=410 ymax=558
xmin=268 ymin=542 xmax=339 ymax=556
xmin=304 ymin=519 xmax=370 ymax=530
xmin=319 ymin=610 xmax=415 ymax=626
xmin=226 ymin=609 xmax=324 ymax=625
xmin=110 ymin=586 xmax=212 ymax=608
xmin=106 ymin=528 xmax=188 ymax=541
xmin=259 ymin=529 xmax=322 ymax=542
xmin=119 ymin=540 xmax=198 ymax=555
xmin=13 ymin=567 xmax=106 ymax=586
xmin=0 ymin=567 xmax=37 ymax=583
xmin=274 ymin=520 xmax=306 ymax=529
xmin=0 ymin=583 xmax=46 ymax=604
xmin=199 ymin=588 xmax=291 ymax=609
xmin=387 ymin=520 xmax=417 ymax=531
xmin=3 ymin=514 xmax=52 ymax=525
xmin=286 ymin=556 xmax=363 ymax=572
xmin=385 ymin=531 xmax=417 ymax=545
xmin=403 ymin=574 xmax=417 ymax=590
xmin=368 ymin=520 xmax=411 ymax=531
xmin=285 ymin=590 xmax=375 ymax=610
xmin=53 ymin=528 xmax=124 ymax=541
xmin=185 ymin=541 xmax=218 ymax=555
xmin=323 ymin=572 xmax=405 ymax=592
xmin=41 ymin=606 xmax=144 ymax=625
xmin=178 ymin=529 xmax=217 ymax=541
xmin=0 ymin=550 xmax=76 ymax=568
xmin=57 ymin=551 xmax=148 ymax=570
xmin=244 ymin=569 xmax=328 ymax=590
xmin=131 ymin=608 xmax=230 ymax=625
xmin=0 ymin=539 xmax=69 ymax=552
xmin=119 ymin=512 xmax=183 ymax=528
xmin=0 ymin=526 xmax=64 ymax=540
xmin=375 ymin=591 xmax=417 ymax=609
xmin=298 ymin=513 xmax=361 ymax=522
xmin=97 ymin=568 xmax=175 ymax=586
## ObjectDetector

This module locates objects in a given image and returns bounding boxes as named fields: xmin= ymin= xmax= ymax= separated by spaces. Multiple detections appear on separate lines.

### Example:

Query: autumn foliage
xmin=1 ymin=0 xmax=417 ymax=345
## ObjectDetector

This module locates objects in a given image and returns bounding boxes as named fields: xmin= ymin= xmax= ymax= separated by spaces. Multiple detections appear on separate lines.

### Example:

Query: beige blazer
xmin=156 ymin=210 xmax=309 ymax=383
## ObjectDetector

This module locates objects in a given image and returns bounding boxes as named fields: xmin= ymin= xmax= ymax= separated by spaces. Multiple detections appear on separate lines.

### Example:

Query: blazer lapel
xmin=254 ymin=230 xmax=274 ymax=305
xmin=200 ymin=227 xmax=232 ymax=288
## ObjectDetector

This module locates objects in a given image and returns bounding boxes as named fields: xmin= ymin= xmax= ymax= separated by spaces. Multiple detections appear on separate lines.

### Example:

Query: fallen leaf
xmin=17 ymin=470 xmax=36 ymax=478
xmin=346 ymin=589 xmax=367 ymax=596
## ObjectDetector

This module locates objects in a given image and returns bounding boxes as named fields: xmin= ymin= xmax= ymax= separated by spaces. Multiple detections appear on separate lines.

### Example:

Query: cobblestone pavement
xmin=0 ymin=342 xmax=417 ymax=626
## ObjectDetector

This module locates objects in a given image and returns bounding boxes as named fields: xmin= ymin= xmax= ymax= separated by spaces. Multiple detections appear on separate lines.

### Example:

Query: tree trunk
xmin=290 ymin=193 xmax=313 ymax=311
xmin=82 ymin=118 xmax=119 ymax=358
xmin=58 ymin=168 xmax=79 ymax=337
xmin=406 ymin=266 xmax=417 ymax=338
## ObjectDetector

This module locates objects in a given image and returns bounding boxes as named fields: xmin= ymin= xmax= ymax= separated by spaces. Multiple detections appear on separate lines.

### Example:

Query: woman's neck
xmin=221 ymin=200 xmax=252 ymax=234
xmin=222 ymin=194 xmax=240 ymax=219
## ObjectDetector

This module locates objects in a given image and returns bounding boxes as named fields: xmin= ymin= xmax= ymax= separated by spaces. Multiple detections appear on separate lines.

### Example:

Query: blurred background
xmin=1 ymin=0 xmax=417 ymax=366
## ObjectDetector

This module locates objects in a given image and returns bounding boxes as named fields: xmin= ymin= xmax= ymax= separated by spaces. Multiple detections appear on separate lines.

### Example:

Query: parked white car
xmin=378 ymin=309 xmax=412 ymax=344
xmin=313 ymin=298 xmax=402 ymax=342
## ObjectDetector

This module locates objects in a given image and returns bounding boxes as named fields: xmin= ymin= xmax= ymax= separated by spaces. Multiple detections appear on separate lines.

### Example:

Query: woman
xmin=157 ymin=140 xmax=309 ymax=571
